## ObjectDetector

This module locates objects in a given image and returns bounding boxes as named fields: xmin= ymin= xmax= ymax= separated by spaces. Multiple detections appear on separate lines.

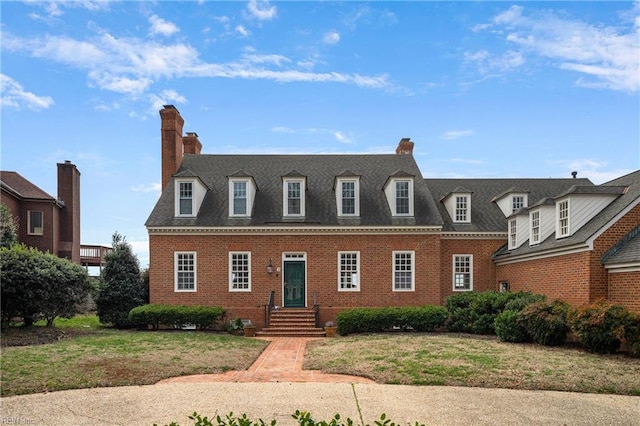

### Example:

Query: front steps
xmin=256 ymin=308 xmax=326 ymax=337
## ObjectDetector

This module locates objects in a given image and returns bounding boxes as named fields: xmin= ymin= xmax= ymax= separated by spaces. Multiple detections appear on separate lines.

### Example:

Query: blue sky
xmin=2 ymin=1 xmax=639 ymax=268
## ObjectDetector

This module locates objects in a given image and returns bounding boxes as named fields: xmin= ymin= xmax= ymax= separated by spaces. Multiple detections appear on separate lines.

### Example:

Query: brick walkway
xmin=157 ymin=337 xmax=375 ymax=384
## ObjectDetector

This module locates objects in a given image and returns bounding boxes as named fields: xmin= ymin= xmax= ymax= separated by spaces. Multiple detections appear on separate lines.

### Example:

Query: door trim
xmin=282 ymin=252 xmax=307 ymax=307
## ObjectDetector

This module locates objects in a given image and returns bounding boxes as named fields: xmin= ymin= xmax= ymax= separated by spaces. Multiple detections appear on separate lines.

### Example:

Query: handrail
xmin=313 ymin=291 xmax=319 ymax=328
xmin=265 ymin=290 xmax=275 ymax=327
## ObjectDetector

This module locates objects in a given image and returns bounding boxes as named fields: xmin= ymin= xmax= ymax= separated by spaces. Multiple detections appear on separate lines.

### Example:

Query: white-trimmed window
xmin=232 ymin=180 xmax=248 ymax=216
xmin=530 ymin=210 xmax=540 ymax=245
xmin=177 ymin=181 xmax=194 ymax=216
xmin=283 ymin=178 xmax=305 ymax=216
xmin=508 ymin=219 xmax=517 ymax=249
xmin=455 ymin=196 xmax=469 ymax=222
xmin=395 ymin=180 xmax=411 ymax=215
xmin=28 ymin=210 xmax=43 ymax=235
xmin=557 ymin=200 xmax=569 ymax=237
xmin=338 ymin=179 xmax=360 ymax=216
xmin=175 ymin=252 xmax=196 ymax=292
xmin=512 ymin=195 xmax=525 ymax=213
xmin=453 ymin=255 xmax=472 ymax=291
xmin=338 ymin=251 xmax=360 ymax=291
xmin=229 ymin=252 xmax=251 ymax=291
xmin=393 ymin=251 xmax=414 ymax=291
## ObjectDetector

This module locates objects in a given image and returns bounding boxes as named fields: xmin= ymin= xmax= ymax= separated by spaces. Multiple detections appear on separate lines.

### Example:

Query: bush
xmin=519 ymin=300 xmax=570 ymax=346
xmin=445 ymin=291 xmax=532 ymax=335
xmin=336 ymin=306 xmax=447 ymax=336
xmin=494 ymin=292 xmax=547 ymax=343
xmin=567 ymin=300 xmax=640 ymax=354
xmin=494 ymin=310 xmax=530 ymax=343
xmin=129 ymin=304 xmax=225 ymax=330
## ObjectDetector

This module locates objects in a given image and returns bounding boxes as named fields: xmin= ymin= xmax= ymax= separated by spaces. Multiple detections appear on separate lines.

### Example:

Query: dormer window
xmin=177 ymin=181 xmax=194 ymax=216
xmin=228 ymin=173 xmax=257 ymax=218
xmin=530 ymin=210 xmax=540 ymax=245
xmin=336 ymin=177 xmax=360 ymax=216
xmin=509 ymin=218 xmax=517 ymax=249
xmin=283 ymin=177 xmax=306 ymax=217
xmin=233 ymin=181 xmax=247 ymax=215
xmin=455 ymin=195 xmax=469 ymax=222
xmin=512 ymin=195 xmax=525 ymax=212
xmin=383 ymin=173 xmax=414 ymax=217
xmin=557 ymin=199 xmax=570 ymax=237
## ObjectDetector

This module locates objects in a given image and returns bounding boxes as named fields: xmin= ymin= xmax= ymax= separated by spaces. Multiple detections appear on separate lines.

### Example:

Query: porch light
xmin=267 ymin=258 xmax=274 ymax=275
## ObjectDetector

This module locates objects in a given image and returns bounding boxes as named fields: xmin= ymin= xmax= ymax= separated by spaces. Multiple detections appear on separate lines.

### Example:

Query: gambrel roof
xmin=146 ymin=153 xmax=444 ymax=228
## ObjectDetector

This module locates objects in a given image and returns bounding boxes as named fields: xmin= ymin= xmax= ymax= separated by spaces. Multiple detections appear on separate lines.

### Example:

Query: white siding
xmin=538 ymin=204 xmax=556 ymax=242
xmin=568 ymin=194 xmax=619 ymax=234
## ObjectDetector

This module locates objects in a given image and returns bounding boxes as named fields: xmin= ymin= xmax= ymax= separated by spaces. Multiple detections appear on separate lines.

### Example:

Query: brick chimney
xmin=183 ymin=132 xmax=202 ymax=155
xmin=160 ymin=105 xmax=185 ymax=190
xmin=396 ymin=138 xmax=414 ymax=155
xmin=57 ymin=160 xmax=81 ymax=263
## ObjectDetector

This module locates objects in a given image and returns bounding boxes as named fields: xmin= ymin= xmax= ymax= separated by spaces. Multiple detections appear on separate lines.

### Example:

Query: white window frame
xmin=508 ymin=218 xmax=517 ymax=249
xmin=557 ymin=199 xmax=570 ymax=237
xmin=230 ymin=179 xmax=249 ymax=217
xmin=454 ymin=195 xmax=469 ymax=223
xmin=512 ymin=195 xmax=525 ymax=213
xmin=338 ymin=251 xmax=360 ymax=291
xmin=283 ymin=178 xmax=305 ymax=217
xmin=337 ymin=178 xmax=360 ymax=217
xmin=174 ymin=252 xmax=197 ymax=292
xmin=175 ymin=180 xmax=195 ymax=217
xmin=395 ymin=180 xmax=412 ymax=216
xmin=453 ymin=255 xmax=473 ymax=291
xmin=530 ymin=210 xmax=540 ymax=245
xmin=229 ymin=252 xmax=251 ymax=292
xmin=392 ymin=251 xmax=415 ymax=291
xmin=27 ymin=210 xmax=43 ymax=235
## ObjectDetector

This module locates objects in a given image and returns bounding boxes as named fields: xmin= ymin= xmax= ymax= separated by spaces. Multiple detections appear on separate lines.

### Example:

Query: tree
xmin=96 ymin=232 xmax=146 ymax=327
xmin=0 ymin=244 xmax=91 ymax=328
xmin=0 ymin=203 xmax=18 ymax=249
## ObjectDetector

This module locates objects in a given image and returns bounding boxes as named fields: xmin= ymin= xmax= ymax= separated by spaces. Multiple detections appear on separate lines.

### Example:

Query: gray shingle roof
xmin=0 ymin=171 xmax=55 ymax=200
xmin=146 ymin=154 xmax=444 ymax=228
xmin=602 ymin=226 xmax=640 ymax=265
xmin=424 ymin=178 xmax=593 ymax=233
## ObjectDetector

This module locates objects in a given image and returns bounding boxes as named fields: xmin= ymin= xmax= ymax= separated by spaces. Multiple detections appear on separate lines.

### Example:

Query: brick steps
xmin=256 ymin=308 xmax=326 ymax=337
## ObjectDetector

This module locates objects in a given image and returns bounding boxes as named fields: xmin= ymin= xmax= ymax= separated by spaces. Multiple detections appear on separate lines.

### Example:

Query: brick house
xmin=1 ymin=163 xmax=109 ymax=269
xmin=146 ymin=105 xmax=639 ymax=330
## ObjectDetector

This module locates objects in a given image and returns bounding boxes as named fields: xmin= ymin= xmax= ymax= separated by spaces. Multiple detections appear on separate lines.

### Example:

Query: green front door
xmin=284 ymin=260 xmax=305 ymax=307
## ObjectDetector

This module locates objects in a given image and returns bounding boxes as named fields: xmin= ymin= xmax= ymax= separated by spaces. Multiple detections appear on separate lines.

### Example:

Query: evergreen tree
xmin=0 ymin=203 xmax=18 ymax=249
xmin=96 ymin=232 xmax=146 ymax=327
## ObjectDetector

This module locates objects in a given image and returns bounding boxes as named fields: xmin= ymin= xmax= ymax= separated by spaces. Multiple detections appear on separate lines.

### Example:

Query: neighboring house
xmin=146 ymin=105 xmax=640 ymax=329
xmin=0 ymin=162 xmax=110 ymax=269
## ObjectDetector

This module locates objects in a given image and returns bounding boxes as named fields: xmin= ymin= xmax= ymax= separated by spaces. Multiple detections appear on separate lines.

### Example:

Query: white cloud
xmin=148 ymin=89 xmax=187 ymax=113
xmin=322 ymin=31 xmax=340 ymax=45
xmin=149 ymin=15 xmax=180 ymax=37
xmin=246 ymin=0 xmax=277 ymax=21
xmin=441 ymin=130 xmax=474 ymax=140
xmin=131 ymin=182 xmax=162 ymax=193
xmin=272 ymin=126 xmax=296 ymax=133
xmin=473 ymin=4 xmax=640 ymax=92
xmin=235 ymin=25 xmax=250 ymax=37
xmin=0 ymin=74 xmax=54 ymax=110
xmin=333 ymin=131 xmax=353 ymax=144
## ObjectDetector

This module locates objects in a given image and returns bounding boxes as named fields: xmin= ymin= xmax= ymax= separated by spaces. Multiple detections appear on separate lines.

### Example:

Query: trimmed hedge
xmin=129 ymin=304 xmax=225 ymax=330
xmin=494 ymin=292 xmax=547 ymax=343
xmin=336 ymin=306 xmax=447 ymax=336
xmin=568 ymin=300 xmax=640 ymax=354
xmin=519 ymin=300 xmax=570 ymax=346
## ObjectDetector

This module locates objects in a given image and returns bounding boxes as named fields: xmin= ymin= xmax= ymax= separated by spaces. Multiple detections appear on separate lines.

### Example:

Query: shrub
xmin=568 ymin=300 xmax=640 ymax=354
xmin=336 ymin=306 xmax=447 ymax=336
xmin=519 ymin=300 xmax=570 ymax=346
xmin=494 ymin=310 xmax=530 ymax=343
xmin=445 ymin=291 xmax=532 ymax=335
xmin=129 ymin=304 xmax=225 ymax=330
xmin=494 ymin=292 xmax=546 ymax=343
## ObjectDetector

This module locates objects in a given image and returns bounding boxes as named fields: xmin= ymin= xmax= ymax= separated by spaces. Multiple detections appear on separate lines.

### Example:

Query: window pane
xmin=454 ymin=256 xmax=471 ymax=290
xmin=339 ymin=252 xmax=358 ymax=289
xmin=179 ymin=182 xmax=193 ymax=215
xmin=341 ymin=181 xmax=355 ymax=215
xmin=176 ymin=253 xmax=195 ymax=290
xmin=29 ymin=211 xmax=43 ymax=235
xmin=394 ymin=252 xmax=413 ymax=290
xmin=396 ymin=181 xmax=409 ymax=214
xmin=233 ymin=181 xmax=247 ymax=215
xmin=288 ymin=182 xmax=301 ymax=215
xmin=455 ymin=196 xmax=468 ymax=222
xmin=231 ymin=253 xmax=250 ymax=290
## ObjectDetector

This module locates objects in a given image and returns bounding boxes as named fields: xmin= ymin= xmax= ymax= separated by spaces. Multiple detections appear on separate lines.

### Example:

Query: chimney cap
xmin=162 ymin=104 xmax=178 ymax=110
xmin=186 ymin=132 xmax=199 ymax=137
